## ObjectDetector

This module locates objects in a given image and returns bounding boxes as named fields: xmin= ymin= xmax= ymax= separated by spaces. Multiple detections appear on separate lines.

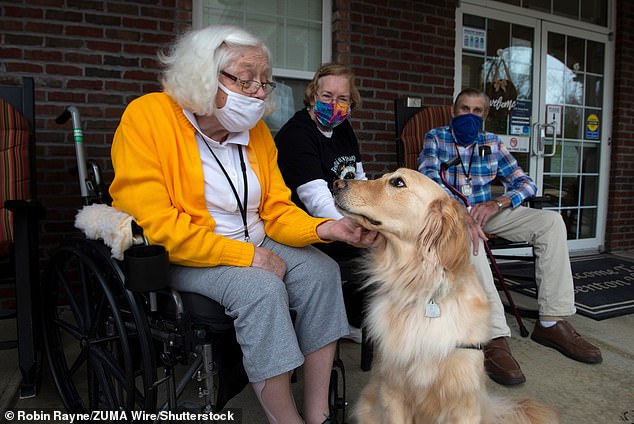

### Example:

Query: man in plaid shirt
xmin=419 ymin=88 xmax=602 ymax=386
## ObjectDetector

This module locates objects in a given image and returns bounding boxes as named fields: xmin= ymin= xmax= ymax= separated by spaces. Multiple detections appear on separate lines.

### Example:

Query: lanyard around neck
xmin=450 ymin=129 xmax=476 ymax=188
xmin=454 ymin=142 xmax=476 ymax=178
xmin=202 ymin=141 xmax=250 ymax=242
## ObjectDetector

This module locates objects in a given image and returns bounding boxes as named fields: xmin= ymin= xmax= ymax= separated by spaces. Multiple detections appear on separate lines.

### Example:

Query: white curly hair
xmin=159 ymin=25 xmax=272 ymax=116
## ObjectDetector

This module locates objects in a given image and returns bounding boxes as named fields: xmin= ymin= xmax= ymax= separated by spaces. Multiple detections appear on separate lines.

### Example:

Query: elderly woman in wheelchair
xmin=48 ymin=25 xmax=377 ymax=424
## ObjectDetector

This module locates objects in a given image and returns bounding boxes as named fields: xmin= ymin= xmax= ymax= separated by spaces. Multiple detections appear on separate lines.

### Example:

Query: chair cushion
xmin=400 ymin=105 xmax=453 ymax=170
xmin=0 ymin=98 xmax=31 ymax=245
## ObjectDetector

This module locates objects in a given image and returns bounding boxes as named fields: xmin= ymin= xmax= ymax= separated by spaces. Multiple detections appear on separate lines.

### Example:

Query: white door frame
xmin=538 ymin=21 xmax=613 ymax=253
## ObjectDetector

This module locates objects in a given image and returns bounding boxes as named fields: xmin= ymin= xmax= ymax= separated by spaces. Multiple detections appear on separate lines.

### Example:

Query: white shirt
xmin=184 ymin=110 xmax=265 ymax=246
xmin=296 ymin=162 xmax=367 ymax=220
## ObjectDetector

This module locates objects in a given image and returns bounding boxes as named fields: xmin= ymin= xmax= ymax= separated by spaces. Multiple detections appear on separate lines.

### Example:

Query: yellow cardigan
xmin=110 ymin=92 xmax=330 ymax=267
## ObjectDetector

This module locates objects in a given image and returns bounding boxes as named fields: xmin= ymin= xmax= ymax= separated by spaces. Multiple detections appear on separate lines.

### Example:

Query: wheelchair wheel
xmin=329 ymin=356 xmax=347 ymax=424
xmin=42 ymin=237 xmax=157 ymax=413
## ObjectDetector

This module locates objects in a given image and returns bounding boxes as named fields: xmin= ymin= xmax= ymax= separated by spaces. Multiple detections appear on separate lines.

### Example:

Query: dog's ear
xmin=417 ymin=198 xmax=470 ymax=272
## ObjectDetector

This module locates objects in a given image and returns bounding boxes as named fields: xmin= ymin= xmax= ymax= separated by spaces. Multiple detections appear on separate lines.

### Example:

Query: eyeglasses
xmin=317 ymin=92 xmax=350 ymax=106
xmin=220 ymin=70 xmax=277 ymax=95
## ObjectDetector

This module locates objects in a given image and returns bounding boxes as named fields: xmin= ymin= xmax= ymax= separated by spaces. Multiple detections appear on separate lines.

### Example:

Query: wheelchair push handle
xmin=56 ymin=106 xmax=104 ymax=205
xmin=55 ymin=106 xmax=83 ymax=141
xmin=55 ymin=108 xmax=71 ymax=125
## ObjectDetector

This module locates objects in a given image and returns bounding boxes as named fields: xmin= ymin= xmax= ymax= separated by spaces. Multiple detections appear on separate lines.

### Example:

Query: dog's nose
xmin=332 ymin=179 xmax=348 ymax=194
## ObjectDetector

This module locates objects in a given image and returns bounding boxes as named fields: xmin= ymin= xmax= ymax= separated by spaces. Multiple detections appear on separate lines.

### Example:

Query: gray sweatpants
xmin=169 ymin=237 xmax=349 ymax=382
xmin=470 ymin=205 xmax=576 ymax=339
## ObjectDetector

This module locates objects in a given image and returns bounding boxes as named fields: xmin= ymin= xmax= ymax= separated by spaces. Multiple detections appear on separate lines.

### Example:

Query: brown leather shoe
xmin=531 ymin=320 xmax=602 ymax=364
xmin=483 ymin=337 xmax=526 ymax=386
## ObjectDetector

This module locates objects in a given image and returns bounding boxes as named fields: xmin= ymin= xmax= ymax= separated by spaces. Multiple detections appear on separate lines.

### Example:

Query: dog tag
xmin=461 ymin=183 xmax=473 ymax=197
xmin=425 ymin=299 xmax=440 ymax=318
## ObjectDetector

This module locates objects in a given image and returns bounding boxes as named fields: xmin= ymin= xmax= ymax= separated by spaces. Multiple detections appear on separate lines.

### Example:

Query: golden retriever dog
xmin=333 ymin=168 xmax=558 ymax=424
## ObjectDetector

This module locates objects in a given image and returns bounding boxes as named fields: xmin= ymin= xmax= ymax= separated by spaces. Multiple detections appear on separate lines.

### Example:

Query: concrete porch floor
xmin=1 ymin=274 xmax=633 ymax=423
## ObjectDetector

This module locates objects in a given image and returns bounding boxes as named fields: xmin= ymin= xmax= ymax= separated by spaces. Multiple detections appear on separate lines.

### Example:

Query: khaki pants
xmin=469 ymin=205 xmax=576 ymax=339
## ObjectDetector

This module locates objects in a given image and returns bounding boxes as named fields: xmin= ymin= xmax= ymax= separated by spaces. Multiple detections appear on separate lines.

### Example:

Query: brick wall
xmin=1 ymin=0 xmax=192 ymax=255
xmin=607 ymin=0 xmax=634 ymax=251
xmin=334 ymin=0 xmax=458 ymax=175
xmin=0 ymin=0 xmax=631 ymax=268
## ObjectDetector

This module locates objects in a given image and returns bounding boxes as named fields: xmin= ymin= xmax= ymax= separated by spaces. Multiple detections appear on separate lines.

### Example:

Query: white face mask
xmin=215 ymin=83 xmax=266 ymax=133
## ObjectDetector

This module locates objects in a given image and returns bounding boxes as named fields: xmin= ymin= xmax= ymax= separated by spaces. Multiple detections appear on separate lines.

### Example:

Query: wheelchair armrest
xmin=140 ymin=288 xmax=186 ymax=317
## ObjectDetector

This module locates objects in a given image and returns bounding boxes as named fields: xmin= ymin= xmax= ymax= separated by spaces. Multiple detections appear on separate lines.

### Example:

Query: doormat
xmin=499 ymin=254 xmax=634 ymax=321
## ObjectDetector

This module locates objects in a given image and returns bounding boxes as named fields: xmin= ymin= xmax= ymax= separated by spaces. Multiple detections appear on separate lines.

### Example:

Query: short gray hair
xmin=159 ymin=25 xmax=272 ymax=116
xmin=453 ymin=88 xmax=490 ymax=115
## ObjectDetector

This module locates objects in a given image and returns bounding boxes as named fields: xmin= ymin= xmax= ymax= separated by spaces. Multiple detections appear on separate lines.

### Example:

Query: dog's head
xmin=333 ymin=168 xmax=469 ymax=272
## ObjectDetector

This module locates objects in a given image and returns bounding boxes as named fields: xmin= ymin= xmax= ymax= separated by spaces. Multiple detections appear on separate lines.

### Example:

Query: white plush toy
xmin=74 ymin=204 xmax=142 ymax=260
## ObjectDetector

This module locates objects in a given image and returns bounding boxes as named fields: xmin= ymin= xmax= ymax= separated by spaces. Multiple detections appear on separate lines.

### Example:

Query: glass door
xmin=459 ymin=10 xmax=539 ymax=179
xmin=537 ymin=23 xmax=610 ymax=251
xmin=458 ymin=4 xmax=612 ymax=253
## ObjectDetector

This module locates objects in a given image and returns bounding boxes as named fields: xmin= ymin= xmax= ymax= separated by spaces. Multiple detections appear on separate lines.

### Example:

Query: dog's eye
xmin=389 ymin=177 xmax=406 ymax=188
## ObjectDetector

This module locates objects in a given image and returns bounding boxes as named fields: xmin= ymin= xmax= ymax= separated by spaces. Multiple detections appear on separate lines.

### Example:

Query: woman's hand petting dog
xmin=250 ymin=218 xmax=382 ymax=280
xmin=316 ymin=218 xmax=383 ymax=248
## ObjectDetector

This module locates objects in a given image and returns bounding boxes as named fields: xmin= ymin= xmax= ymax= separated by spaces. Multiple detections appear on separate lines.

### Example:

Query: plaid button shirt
xmin=418 ymin=125 xmax=537 ymax=207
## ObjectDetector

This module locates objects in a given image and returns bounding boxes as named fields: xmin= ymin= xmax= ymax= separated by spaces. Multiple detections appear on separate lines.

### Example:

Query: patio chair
xmin=0 ymin=77 xmax=46 ymax=397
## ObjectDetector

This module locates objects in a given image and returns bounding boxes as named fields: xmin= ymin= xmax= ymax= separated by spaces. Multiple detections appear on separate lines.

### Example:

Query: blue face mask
xmin=451 ymin=113 xmax=483 ymax=146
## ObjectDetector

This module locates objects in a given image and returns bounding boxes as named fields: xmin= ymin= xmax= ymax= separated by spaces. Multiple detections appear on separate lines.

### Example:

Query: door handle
xmin=531 ymin=122 xmax=557 ymax=157
xmin=531 ymin=122 xmax=542 ymax=157
xmin=543 ymin=122 xmax=557 ymax=157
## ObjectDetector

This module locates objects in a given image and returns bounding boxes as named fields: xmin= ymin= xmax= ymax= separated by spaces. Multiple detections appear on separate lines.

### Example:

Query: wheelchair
xmin=40 ymin=106 xmax=348 ymax=422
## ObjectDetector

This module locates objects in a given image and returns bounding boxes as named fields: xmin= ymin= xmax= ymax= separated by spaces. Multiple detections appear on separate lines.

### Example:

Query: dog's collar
xmin=457 ymin=344 xmax=483 ymax=350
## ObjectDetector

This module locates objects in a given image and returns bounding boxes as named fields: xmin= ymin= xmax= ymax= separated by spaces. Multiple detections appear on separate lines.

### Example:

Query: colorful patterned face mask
xmin=313 ymin=100 xmax=350 ymax=129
